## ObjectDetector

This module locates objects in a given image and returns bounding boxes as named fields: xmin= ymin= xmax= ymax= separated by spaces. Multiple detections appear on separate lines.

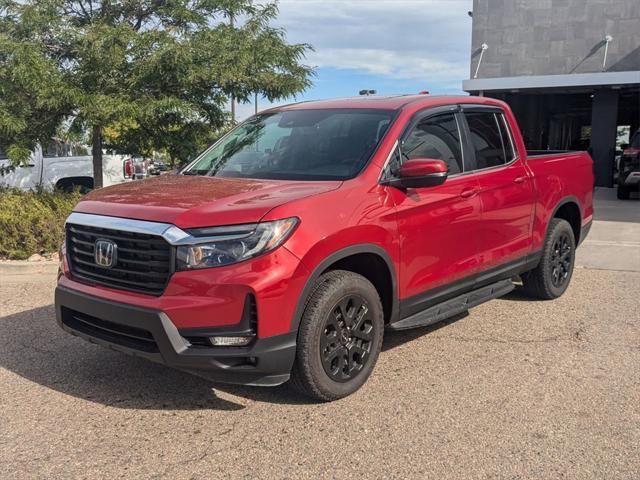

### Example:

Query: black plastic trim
xmin=399 ymin=251 xmax=541 ymax=318
xmin=549 ymin=196 xmax=583 ymax=243
xmin=289 ymin=244 xmax=399 ymax=331
xmin=389 ymin=279 xmax=514 ymax=331
xmin=55 ymin=286 xmax=296 ymax=386
xmin=579 ymin=219 xmax=592 ymax=246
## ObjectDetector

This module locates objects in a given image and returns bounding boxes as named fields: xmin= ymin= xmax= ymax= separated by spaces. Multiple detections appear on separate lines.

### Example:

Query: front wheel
xmin=289 ymin=270 xmax=384 ymax=401
xmin=521 ymin=218 xmax=576 ymax=300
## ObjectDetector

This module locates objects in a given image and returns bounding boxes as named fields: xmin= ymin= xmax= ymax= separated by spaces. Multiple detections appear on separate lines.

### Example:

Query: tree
xmin=0 ymin=0 xmax=313 ymax=187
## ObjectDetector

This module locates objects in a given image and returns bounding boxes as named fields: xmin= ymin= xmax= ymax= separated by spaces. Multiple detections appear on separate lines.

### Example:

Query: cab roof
xmin=270 ymin=94 xmax=504 ymax=113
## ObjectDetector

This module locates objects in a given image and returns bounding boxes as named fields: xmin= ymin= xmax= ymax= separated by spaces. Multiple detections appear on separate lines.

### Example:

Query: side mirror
xmin=390 ymin=158 xmax=448 ymax=189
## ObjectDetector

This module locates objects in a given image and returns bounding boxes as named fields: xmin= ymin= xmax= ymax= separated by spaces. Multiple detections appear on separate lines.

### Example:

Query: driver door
xmin=384 ymin=108 xmax=482 ymax=317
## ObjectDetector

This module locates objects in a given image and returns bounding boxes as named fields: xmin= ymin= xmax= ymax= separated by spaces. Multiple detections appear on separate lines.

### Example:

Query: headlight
xmin=176 ymin=218 xmax=299 ymax=271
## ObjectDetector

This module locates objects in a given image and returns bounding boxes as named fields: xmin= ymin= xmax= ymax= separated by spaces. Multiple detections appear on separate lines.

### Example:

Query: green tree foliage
xmin=0 ymin=187 xmax=81 ymax=259
xmin=0 ymin=0 xmax=313 ymax=186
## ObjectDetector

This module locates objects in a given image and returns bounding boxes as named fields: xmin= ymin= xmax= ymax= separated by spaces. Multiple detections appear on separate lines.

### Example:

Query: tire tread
xmin=521 ymin=218 xmax=575 ymax=300
xmin=289 ymin=270 xmax=383 ymax=401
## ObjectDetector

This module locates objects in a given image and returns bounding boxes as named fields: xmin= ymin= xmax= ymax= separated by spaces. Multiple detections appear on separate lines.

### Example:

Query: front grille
xmin=61 ymin=307 xmax=159 ymax=353
xmin=66 ymin=223 xmax=172 ymax=295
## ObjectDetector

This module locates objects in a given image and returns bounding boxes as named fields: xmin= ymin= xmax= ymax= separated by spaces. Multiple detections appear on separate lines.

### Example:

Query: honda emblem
xmin=94 ymin=239 xmax=118 ymax=268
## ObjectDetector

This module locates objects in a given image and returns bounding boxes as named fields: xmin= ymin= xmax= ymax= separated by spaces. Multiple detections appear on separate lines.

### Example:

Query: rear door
xmin=384 ymin=107 xmax=482 ymax=313
xmin=461 ymin=106 xmax=534 ymax=269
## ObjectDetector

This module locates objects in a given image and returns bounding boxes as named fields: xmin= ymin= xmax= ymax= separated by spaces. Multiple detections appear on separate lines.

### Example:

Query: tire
xmin=521 ymin=218 xmax=575 ymax=300
xmin=617 ymin=185 xmax=630 ymax=200
xmin=289 ymin=270 xmax=384 ymax=402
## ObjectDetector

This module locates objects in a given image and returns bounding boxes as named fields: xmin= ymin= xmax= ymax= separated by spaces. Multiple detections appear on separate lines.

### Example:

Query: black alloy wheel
xmin=520 ymin=218 xmax=575 ymax=300
xmin=289 ymin=270 xmax=384 ymax=401
xmin=320 ymin=294 xmax=374 ymax=382
xmin=550 ymin=232 xmax=572 ymax=289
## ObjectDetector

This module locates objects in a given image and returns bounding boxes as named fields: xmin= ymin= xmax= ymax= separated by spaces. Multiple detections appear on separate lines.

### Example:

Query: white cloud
xmin=235 ymin=0 xmax=474 ymax=119
xmin=276 ymin=0 xmax=473 ymax=82
xmin=308 ymin=48 xmax=469 ymax=83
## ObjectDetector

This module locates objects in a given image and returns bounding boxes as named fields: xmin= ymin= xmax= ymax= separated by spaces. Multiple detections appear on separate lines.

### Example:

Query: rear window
xmin=465 ymin=111 xmax=515 ymax=169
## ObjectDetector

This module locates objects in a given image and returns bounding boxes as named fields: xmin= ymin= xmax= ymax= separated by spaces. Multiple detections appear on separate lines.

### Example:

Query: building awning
xmin=463 ymin=71 xmax=640 ymax=93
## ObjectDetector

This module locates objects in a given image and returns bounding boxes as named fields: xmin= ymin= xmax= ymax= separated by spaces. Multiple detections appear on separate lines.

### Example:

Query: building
xmin=463 ymin=0 xmax=640 ymax=187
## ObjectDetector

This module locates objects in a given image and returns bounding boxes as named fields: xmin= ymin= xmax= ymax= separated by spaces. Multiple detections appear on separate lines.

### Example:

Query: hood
xmin=74 ymin=175 xmax=342 ymax=228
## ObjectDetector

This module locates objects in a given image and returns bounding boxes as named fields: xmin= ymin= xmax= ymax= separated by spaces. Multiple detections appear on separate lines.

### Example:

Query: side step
xmin=388 ymin=279 xmax=515 ymax=331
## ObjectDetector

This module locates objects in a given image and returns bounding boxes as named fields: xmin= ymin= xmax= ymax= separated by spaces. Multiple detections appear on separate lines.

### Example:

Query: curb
xmin=0 ymin=260 xmax=59 ymax=275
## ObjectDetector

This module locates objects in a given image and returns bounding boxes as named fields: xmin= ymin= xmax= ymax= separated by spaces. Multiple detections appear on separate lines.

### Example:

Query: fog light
xmin=209 ymin=336 xmax=252 ymax=347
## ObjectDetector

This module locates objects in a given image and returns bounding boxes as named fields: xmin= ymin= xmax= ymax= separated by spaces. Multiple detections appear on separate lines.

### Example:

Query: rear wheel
xmin=289 ymin=270 xmax=384 ymax=402
xmin=521 ymin=218 xmax=575 ymax=300
xmin=617 ymin=185 xmax=630 ymax=200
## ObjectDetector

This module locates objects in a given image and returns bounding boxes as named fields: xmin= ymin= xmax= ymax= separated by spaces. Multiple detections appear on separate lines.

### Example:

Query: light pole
xmin=473 ymin=43 xmax=488 ymax=79
xmin=603 ymin=35 xmax=613 ymax=71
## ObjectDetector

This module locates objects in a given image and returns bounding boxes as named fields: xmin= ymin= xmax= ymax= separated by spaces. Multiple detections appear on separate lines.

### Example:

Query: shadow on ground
xmin=0 ymin=305 xmax=464 ymax=410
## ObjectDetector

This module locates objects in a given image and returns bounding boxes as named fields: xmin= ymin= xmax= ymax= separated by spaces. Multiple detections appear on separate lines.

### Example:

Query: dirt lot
xmin=1 ymin=266 xmax=638 ymax=479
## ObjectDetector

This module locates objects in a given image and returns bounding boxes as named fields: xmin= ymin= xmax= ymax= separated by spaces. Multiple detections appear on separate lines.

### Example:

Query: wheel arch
xmin=550 ymin=196 xmax=582 ymax=244
xmin=55 ymin=176 xmax=94 ymax=192
xmin=290 ymin=244 xmax=399 ymax=332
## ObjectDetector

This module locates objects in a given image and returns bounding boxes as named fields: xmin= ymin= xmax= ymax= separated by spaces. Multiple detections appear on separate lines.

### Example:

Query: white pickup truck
xmin=0 ymin=144 xmax=131 ymax=192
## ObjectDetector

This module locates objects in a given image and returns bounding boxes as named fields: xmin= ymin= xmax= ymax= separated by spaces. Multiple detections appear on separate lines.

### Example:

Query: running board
xmin=388 ymin=279 xmax=515 ymax=331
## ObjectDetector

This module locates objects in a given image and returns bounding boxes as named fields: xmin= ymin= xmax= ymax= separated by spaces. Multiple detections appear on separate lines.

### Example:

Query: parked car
xmin=0 ymin=143 xmax=130 ymax=192
xmin=55 ymin=95 xmax=594 ymax=401
xmin=617 ymin=129 xmax=640 ymax=200
xmin=148 ymin=160 xmax=168 ymax=176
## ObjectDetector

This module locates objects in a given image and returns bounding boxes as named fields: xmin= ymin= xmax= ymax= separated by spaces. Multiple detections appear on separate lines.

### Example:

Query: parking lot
xmin=1 ymin=190 xmax=638 ymax=479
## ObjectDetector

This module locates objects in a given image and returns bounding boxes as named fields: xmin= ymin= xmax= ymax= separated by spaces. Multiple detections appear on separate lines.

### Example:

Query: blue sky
xmin=236 ymin=0 xmax=474 ymax=119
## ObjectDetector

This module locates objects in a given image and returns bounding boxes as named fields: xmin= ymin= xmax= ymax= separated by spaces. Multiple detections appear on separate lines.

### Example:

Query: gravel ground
xmin=1 ymin=267 xmax=638 ymax=479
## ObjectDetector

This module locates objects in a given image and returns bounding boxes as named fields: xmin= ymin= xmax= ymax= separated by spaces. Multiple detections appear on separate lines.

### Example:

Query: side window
xmin=401 ymin=113 xmax=463 ymax=174
xmin=465 ymin=111 xmax=513 ymax=169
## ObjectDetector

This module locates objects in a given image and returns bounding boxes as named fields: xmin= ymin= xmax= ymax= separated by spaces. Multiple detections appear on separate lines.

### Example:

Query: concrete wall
xmin=471 ymin=0 xmax=640 ymax=78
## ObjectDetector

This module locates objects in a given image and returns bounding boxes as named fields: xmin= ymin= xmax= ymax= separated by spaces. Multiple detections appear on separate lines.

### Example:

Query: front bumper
xmin=55 ymin=285 xmax=297 ymax=386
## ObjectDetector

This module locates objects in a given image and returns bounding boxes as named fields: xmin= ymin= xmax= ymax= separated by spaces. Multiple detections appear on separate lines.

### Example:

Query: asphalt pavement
xmin=1 ymin=187 xmax=639 ymax=479
xmin=1 ymin=265 xmax=638 ymax=479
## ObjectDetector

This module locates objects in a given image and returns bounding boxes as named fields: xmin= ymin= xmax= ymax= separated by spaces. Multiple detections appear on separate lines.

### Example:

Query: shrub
xmin=0 ymin=188 xmax=81 ymax=260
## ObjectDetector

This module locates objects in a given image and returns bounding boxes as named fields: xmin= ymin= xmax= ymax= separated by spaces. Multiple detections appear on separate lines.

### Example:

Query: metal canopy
xmin=463 ymin=71 xmax=640 ymax=93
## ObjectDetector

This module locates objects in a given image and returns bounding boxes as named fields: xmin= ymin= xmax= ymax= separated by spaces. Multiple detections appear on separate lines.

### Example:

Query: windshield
xmin=183 ymin=109 xmax=394 ymax=180
xmin=631 ymin=130 xmax=640 ymax=149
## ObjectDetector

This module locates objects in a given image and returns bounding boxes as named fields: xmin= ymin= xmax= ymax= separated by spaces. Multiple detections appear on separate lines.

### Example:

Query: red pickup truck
xmin=56 ymin=95 xmax=594 ymax=401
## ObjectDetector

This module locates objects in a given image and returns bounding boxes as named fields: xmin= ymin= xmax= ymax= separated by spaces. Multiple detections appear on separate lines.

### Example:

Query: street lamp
xmin=603 ymin=35 xmax=613 ymax=71
xmin=473 ymin=43 xmax=488 ymax=79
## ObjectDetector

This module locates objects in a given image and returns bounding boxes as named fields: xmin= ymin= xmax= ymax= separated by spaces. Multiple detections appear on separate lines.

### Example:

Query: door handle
xmin=514 ymin=176 xmax=528 ymax=184
xmin=460 ymin=187 xmax=479 ymax=198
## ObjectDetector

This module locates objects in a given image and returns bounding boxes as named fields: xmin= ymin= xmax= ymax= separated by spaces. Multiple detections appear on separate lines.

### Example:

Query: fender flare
xmin=550 ymin=195 xmax=581 ymax=220
xmin=548 ymin=195 xmax=583 ymax=242
xmin=289 ymin=243 xmax=399 ymax=332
